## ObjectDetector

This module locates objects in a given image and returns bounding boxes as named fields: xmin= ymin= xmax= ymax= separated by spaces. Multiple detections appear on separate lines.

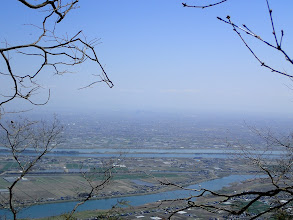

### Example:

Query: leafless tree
xmin=0 ymin=117 xmax=117 ymax=220
xmin=183 ymin=0 xmax=293 ymax=78
xmin=0 ymin=118 xmax=63 ymax=219
xmin=62 ymin=165 xmax=113 ymax=220
xmin=157 ymin=129 xmax=292 ymax=219
xmin=0 ymin=0 xmax=113 ymax=116
xmin=0 ymin=1 xmax=114 ymax=219
xmin=157 ymin=0 xmax=293 ymax=219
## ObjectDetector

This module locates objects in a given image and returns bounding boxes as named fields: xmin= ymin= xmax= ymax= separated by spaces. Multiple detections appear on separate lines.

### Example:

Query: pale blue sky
xmin=1 ymin=0 xmax=293 ymax=116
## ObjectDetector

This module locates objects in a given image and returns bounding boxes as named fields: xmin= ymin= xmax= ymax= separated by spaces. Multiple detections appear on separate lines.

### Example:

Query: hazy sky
xmin=1 ymin=0 xmax=293 ymax=116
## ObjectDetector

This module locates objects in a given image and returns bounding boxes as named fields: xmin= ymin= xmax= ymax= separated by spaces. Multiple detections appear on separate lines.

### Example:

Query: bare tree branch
xmin=65 ymin=166 xmax=113 ymax=219
xmin=182 ymin=0 xmax=229 ymax=9
xmin=0 ymin=0 xmax=113 ymax=110
xmin=0 ymin=118 xmax=63 ymax=219
xmin=17 ymin=0 xmax=79 ymax=23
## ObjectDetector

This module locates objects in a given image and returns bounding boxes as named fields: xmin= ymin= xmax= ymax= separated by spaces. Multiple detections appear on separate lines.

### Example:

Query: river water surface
xmin=0 ymin=175 xmax=260 ymax=219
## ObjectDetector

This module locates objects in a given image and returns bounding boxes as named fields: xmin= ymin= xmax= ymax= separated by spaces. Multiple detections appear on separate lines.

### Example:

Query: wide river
xmin=0 ymin=175 xmax=260 ymax=219
xmin=0 ymin=147 xmax=284 ymax=159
